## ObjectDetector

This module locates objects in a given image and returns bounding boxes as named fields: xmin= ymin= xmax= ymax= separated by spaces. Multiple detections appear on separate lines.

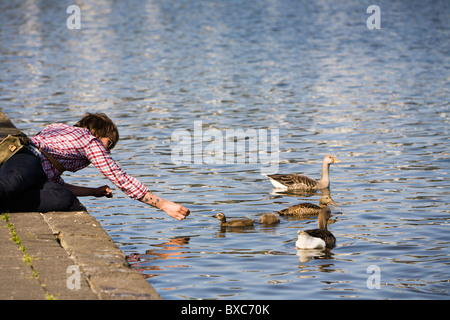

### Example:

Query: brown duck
xmin=258 ymin=213 xmax=280 ymax=225
xmin=214 ymin=212 xmax=254 ymax=227
xmin=267 ymin=154 xmax=341 ymax=190
xmin=278 ymin=195 xmax=335 ymax=218
xmin=295 ymin=208 xmax=336 ymax=249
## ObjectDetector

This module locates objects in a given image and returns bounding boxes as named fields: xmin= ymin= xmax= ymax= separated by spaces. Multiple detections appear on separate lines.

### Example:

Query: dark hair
xmin=75 ymin=113 xmax=119 ymax=149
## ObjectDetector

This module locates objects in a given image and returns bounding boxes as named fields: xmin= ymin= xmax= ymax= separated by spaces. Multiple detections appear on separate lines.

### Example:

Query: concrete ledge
xmin=5 ymin=212 xmax=98 ymax=300
xmin=43 ymin=211 xmax=161 ymax=300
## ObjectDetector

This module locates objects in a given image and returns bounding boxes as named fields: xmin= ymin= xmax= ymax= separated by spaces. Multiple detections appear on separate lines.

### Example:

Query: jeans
xmin=0 ymin=148 xmax=75 ymax=212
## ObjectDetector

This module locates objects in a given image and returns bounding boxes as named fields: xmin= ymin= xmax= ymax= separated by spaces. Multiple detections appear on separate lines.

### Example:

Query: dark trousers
xmin=0 ymin=148 xmax=75 ymax=212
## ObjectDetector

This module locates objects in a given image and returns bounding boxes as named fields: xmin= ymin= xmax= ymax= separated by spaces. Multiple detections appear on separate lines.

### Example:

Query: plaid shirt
xmin=31 ymin=123 xmax=148 ymax=200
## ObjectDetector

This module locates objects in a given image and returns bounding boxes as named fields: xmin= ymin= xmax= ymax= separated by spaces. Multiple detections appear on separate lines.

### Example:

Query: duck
xmin=267 ymin=154 xmax=341 ymax=190
xmin=214 ymin=212 xmax=254 ymax=227
xmin=295 ymin=208 xmax=336 ymax=249
xmin=258 ymin=213 xmax=280 ymax=225
xmin=278 ymin=194 xmax=335 ymax=217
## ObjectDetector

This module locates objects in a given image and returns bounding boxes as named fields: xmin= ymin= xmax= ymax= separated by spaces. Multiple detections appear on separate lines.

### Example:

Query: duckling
xmin=258 ymin=213 xmax=280 ymax=225
xmin=295 ymin=208 xmax=336 ymax=249
xmin=278 ymin=195 xmax=335 ymax=217
xmin=214 ymin=212 xmax=254 ymax=227
xmin=267 ymin=154 xmax=341 ymax=190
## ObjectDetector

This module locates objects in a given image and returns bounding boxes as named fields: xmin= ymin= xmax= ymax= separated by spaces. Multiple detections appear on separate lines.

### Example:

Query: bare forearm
xmin=65 ymin=184 xmax=96 ymax=197
xmin=139 ymin=191 xmax=165 ymax=209
xmin=139 ymin=191 xmax=190 ymax=221
xmin=65 ymin=184 xmax=112 ymax=198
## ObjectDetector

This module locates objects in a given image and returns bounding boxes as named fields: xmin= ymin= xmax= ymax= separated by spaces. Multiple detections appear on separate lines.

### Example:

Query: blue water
xmin=1 ymin=0 xmax=449 ymax=299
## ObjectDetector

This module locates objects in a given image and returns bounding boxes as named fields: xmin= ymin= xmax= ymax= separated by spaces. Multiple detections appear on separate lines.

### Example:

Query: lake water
xmin=1 ymin=0 xmax=449 ymax=300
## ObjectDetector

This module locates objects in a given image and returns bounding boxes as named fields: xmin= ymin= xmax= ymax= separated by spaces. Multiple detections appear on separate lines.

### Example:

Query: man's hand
xmin=139 ymin=191 xmax=190 ymax=221
xmin=160 ymin=200 xmax=190 ymax=221
xmin=94 ymin=185 xmax=113 ymax=198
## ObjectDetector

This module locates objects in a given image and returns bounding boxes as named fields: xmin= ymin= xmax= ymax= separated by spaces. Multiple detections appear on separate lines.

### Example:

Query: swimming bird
xmin=214 ymin=212 xmax=254 ymax=227
xmin=295 ymin=208 xmax=336 ymax=249
xmin=278 ymin=194 xmax=335 ymax=217
xmin=267 ymin=154 xmax=341 ymax=190
xmin=259 ymin=213 xmax=280 ymax=225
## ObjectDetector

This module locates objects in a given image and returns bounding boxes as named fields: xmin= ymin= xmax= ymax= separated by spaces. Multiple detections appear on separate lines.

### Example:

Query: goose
xmin=295 ymin=208 xmax=336 ymax=249
xmin=278 ymin=194 xmax=335 ymax=217
xmin=259 ymin=213 xmax=280 ymax=224
xmin=267 ymin=154 xmax=341 ymax=190
xmin=214 ymin=212 xmax=254 ymax=227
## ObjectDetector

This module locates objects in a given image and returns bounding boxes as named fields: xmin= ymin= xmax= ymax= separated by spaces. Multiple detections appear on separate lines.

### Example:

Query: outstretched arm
xmin=65 ymin=184 xmax=189 ymax=220
xmin=83 ymin=139 xmax=189 ymax=220
xmin=139 ymin=191 xmax=190 ymax=221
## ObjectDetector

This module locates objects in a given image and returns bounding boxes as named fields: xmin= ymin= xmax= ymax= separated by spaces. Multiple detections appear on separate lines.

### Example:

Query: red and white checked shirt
xmin=31 ymin=123 xmax=148 ymax=200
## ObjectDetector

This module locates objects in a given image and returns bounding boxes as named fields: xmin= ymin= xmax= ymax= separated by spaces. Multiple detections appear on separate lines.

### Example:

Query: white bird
xmin=295 ymin=208 xmax=336 ymax=249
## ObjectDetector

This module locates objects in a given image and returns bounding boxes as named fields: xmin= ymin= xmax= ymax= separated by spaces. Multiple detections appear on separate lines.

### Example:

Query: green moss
xmin=1 ymin=213 xmax=56 ymax=300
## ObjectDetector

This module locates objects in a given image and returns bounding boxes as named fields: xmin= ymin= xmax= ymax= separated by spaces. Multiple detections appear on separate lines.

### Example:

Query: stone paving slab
xmin=5 ymin=212 xmax=98 ymax=300
xmin=43 ymin=211 xmax=162 ymax=300
xmin=0 ymin=216 xmax=46 ymax=300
